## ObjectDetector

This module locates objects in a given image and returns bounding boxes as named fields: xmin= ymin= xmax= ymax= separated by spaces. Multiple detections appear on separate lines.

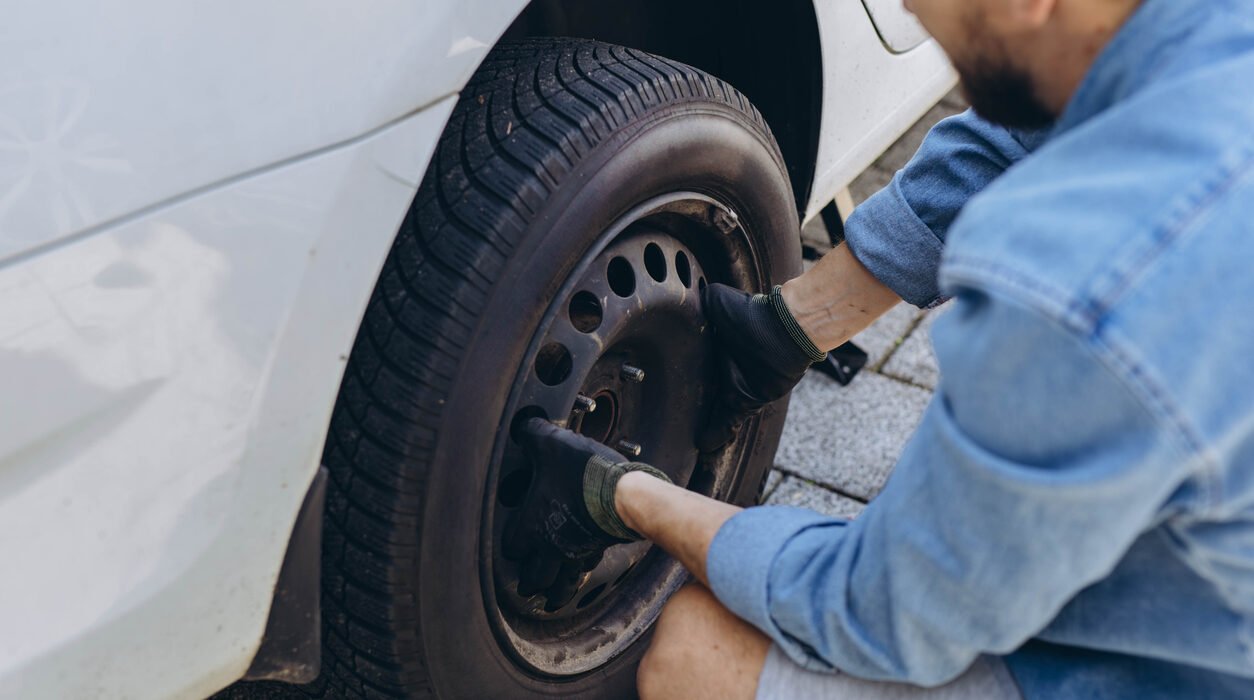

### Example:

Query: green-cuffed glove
xmin=504 ymin=418 xmax=671 ymax=601
xmin=699 ymin=283 xmax=826 ymax=452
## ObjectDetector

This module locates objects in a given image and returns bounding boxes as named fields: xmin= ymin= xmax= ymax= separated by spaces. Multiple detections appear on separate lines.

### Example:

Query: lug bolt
xmin=620 ymin=364 xmax=645 ymax=383
xmin=573 ymin=394 xmax=597 ymax=414
xmin=617 ymin=440 xmax=642 ymax=458
xmin=712 ymin=206 xmax=740 ymax=235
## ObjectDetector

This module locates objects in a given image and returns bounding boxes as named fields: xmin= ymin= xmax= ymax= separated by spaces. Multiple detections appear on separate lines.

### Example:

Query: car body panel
xmin=0 ymin=0 xmax=525 ymax=264
xmin=0 ymin=1 xmax=951 ymax=697
xmin=806 ymin=1 xmax=955 ymax=222
xmin=0 ymin=98 xmax=455 ymax=699
xmin=860 ymin=0 xmax=933 ymax=53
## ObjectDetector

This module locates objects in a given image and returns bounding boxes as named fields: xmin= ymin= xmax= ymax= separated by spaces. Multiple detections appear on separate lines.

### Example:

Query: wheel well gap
xmin=502 ymin=0 xmax=824 ymax=216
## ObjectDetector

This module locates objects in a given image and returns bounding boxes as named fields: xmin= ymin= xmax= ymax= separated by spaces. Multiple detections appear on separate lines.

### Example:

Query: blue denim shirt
xmin=705 ymin=1 xmax=1254 ymax=697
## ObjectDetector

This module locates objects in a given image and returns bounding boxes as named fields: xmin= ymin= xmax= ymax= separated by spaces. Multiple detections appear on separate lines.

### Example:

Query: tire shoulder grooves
xmin=314 ymin=37 xmax=779 ymax=698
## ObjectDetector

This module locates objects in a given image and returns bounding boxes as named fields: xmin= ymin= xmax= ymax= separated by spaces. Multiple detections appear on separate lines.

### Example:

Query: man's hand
xmin=505 ymin=418 xmax=671 ymax=602
xmin=699 ymin=283 xmax=827 ymax=452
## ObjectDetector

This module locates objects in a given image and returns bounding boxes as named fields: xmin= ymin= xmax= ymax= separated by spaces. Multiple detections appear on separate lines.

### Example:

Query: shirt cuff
xmin=706 ymin=505 xmax=836 ymax=638
xmin=843 ymin=177 xmax=945 ymax=308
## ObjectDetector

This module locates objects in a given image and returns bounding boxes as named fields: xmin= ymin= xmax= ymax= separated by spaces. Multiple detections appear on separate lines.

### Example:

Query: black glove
xmin=699 ymin=283 xmax=827 ymax=452
xmin=505 ymin=418 xmax=671 ymax=601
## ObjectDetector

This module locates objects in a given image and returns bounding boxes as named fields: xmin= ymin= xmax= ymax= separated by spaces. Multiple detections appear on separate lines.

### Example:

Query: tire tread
xmin=315 ymin=38 xmax=773 ymax=698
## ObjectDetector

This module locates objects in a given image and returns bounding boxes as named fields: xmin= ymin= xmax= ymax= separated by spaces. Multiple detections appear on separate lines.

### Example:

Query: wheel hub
xmin=480 ymin=192 xmax=773 ymax=678
xmin=494 ymin=230 xmax=711 ymax=617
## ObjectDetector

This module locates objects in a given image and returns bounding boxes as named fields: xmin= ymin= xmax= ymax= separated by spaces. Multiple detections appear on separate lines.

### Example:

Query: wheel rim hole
xmin=568 ymin=291 xmax=603 ymax=333
xmin=698 ymin=276 xmax=707 ymax=293
xmin=675 ymin=251 xmax=692 ymax=288
xmin=509 ymin=406 xmax=549 ymax=442
xmin=644 ymin=243 xmax=667 ymax=283
xmin=544 ymin=570 xmax=584 ymax=612
xmin=577 ymin=390 xmax=618 ymax=444
xmin=607 ymin=257 xmax=636 ymax=297
xmin=497 ymin=467 xmax=532 ymax=508
xmin=577 ymin=583 xmax=608 ymax=610
xmin=535 ymin=343 xmax=573 ymax=386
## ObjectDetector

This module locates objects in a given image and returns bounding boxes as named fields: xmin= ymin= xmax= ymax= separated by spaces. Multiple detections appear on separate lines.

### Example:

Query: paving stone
xmin=849 ymin=302 xmax=923 ymax=369
xmin=941 ymin=88 xmax=970 ymax=112
xmin=767 ymin=477 xmax=866 ymax=519
xmin=801 ymin=215 xmax=836 ymax=252
xmin=881 ymin=302 xmax=952 ymax=390
xmin=776 ymin=371 xmax=932 ymax=500
xmin=849 ymin=164 xmax=896 ymax=206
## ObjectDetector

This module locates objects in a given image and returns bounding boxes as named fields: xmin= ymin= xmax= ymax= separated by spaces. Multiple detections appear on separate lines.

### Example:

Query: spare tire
xmin=313 ymin=38 xmax=802 ymax=698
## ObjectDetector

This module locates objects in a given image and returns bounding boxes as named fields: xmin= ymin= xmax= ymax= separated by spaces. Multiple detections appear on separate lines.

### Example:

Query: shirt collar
xmin=1054 ymin=0 xmax=1213 ymax=135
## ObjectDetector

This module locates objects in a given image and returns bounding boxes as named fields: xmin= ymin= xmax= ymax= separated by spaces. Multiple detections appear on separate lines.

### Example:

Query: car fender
xmin=0 ymin=2 xmax=530 ymax=697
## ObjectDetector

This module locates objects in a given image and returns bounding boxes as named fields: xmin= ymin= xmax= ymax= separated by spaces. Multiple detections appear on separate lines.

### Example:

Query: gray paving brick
xmin=881 ymin=302 xmax=952 ymax=390
xmin=767 ymin=477 xmax=866 ymax=519
xmin=941 ymin=90 xmax=969 ymax=112
xmin=850 ymin=165 xmax=896 ymax=206
xmin=851 ymin=302 xmax=923 ymax=369
xmin=801 ymin=215 xmax=836 ymax=252
xmin=777 ymin=371 xmax=932 ymax=500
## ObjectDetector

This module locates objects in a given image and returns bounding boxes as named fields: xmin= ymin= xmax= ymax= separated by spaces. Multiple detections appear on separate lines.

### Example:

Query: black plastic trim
xmin=242 ymin=466 xmax=327 ymax=684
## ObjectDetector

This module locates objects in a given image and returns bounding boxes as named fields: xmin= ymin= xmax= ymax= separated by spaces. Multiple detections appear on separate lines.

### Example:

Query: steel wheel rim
xmin=479 ymin=193 xmax=762 ymax=677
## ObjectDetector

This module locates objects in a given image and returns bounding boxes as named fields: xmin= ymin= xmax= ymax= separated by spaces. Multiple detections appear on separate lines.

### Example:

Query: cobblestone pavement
xmin=764 ymin=92 xmax=966 ymax=516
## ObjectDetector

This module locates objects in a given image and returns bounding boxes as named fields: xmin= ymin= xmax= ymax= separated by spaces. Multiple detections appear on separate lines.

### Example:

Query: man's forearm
xmin=615 ymin=471 xmax=741 ymax=586
xmin=781 ymin=243 xmax=901 ymax=351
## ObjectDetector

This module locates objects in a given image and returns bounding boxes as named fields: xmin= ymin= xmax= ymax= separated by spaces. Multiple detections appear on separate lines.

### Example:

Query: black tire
xmin=311 ymin=38 xmax=802 ymax=698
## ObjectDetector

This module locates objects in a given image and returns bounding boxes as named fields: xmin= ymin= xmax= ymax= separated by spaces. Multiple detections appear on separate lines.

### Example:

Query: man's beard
xmin=953 ymin=26 xmax=1057 ymax=129
xmin=958 ymin=60 xmax=1056 ymax=129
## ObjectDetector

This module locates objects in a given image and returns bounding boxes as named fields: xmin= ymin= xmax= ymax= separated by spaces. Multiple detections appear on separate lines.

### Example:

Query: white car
xmin=0 ymin=2 xmax=952 ymax=697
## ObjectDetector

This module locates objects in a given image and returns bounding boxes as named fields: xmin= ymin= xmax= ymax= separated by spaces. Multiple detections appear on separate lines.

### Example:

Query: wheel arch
xmin=500 ymin=0 xmax=825 ymax=217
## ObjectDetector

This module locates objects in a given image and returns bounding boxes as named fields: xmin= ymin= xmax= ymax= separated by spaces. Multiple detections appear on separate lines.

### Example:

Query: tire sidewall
xmin=419 ymin=102 xmax=801 ymax=698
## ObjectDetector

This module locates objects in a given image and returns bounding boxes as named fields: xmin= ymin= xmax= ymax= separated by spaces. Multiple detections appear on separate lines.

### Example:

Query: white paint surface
xmin=805 ymin=2 xmax=956 ymax=222
xmin=0 ymin=0 xmax=526 ymax=263
xmin=0 ymin=97 xmax=455 ymax=700
xmin=861 ymin=0 xmax=933 ymax=52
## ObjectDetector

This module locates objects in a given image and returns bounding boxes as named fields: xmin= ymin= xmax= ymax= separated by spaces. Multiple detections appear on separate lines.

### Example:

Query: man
xmin=508 ymin=0 xmax=1254 ymax=696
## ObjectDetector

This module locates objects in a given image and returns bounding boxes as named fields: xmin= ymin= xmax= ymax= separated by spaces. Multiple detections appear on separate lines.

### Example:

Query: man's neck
xmin=1029 ymin=0 xmax=1144 ymax=117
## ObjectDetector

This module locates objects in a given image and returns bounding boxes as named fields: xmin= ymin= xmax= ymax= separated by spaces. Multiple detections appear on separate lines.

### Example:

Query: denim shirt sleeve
xmin=705 ymin=287 xmax=1196 ymax=686
xmin=843 ymin=110 xmax=1048 ymax=307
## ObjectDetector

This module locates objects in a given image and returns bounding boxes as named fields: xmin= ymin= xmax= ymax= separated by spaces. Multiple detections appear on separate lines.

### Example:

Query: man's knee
xmin=638 ymin=585 xmax=709 ymax=697
xmin=637 ymin=584 xmax=769 ymax=700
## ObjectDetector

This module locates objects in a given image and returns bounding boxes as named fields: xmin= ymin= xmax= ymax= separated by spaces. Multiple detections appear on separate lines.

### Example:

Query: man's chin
xmin=958 ymin=72 xmax=1057 ymax=130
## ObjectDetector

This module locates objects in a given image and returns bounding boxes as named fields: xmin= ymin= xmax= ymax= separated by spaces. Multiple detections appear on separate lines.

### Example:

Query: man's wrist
xmin=613 ymin=471 xmax=743 ymax=587
xmin=780 ymin=277 xmax=828 ymax=351
xmin=768 ymin=285 xmax=826 ymax=363
xmin=587 ymin=457 xmax=672 ymax=539
xmin=780 ymin=244 xmax=902 ymax=351
xmin=614 ymin=470 xmax=658 ymax=535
